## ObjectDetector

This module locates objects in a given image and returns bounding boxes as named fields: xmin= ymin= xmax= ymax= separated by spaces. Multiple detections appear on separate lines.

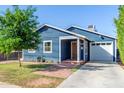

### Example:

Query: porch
xmin=59 ymin=36 xmax=89 ymax=64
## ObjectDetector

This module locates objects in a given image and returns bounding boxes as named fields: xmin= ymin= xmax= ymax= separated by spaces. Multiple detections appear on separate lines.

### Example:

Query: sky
xmin=0 ymin=5 xmax=118 ymax=37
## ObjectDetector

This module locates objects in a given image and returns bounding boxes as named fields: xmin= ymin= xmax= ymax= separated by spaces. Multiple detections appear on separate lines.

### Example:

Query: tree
xmin=114 ymin=5 xmax=124 ymax=64
xmin=0 ymin=6 xmax=41 ymax=67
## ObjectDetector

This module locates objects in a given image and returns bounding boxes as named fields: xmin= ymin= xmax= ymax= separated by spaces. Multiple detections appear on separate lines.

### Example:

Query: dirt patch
xmin=117 ymin=61 xmax=124 ymax=69
xmin=34 ymin=69 xmax=72 ymax=78
xmin=33 ymin=63 xmax=80 ymax=78
xmin=118 ymin=61 xmax=124 ymax=65
xmin=26 ymin=78 xmax=62 ymax=88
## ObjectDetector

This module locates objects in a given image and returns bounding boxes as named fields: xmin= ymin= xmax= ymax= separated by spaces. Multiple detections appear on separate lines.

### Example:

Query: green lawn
xmin=0 ymin=62 xmax=64 ymax=88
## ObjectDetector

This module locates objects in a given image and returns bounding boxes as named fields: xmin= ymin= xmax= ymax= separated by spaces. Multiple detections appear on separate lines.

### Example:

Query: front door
xmin=71 ymin=41 xmax=77 ymax=60
xmin=80 ymin=40 xmax=84 ymax=60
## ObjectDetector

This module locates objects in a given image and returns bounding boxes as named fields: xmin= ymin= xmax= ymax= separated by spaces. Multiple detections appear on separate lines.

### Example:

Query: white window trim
xmin=28 ymin=49 xmax=36 ymax=53
xmin=91 ymin=41 xmax=112 ymax=46
xmin=43 ymin=40 xmax=52 ymax=53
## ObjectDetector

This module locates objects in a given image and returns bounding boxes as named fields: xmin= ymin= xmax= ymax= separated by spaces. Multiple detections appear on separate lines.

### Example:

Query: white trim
xmin=59 ymin=36 xmax=78 ymax=40
xmin=71 ymin=41 xmax=72 ymax=59
xmin=90 ymin=41 xmax=113 ymax=47
xmin=114 ymin=40 xmax=117 ymax=62
xmin=83 ymin=39 xmax=86 ymax=61
xmin=90 ymin=41 xmax=114 ymax=61
xmin=67 ymin=25 xmax=116 ymax=39
xmin=37 ymin=24 xmax=90 ymax=40
xmin=59 ymin=36 xmax=84 ymax=63
xmin=43 ymin=40 xmax=52 ymax=53
xmin=77 ymin=38 xmax=80 ymax=62
xmin=91 ymin=41 xmax=113 ymax=43
xmin=59 ymin=36 xmax=78 ymax=63
xmin=71 ymin=41 xmax=77 ymax=60
xmin=59 ymin=36 xmax=78 ymax=62
xmin=59 ymin=38 xmax=61 ymax=62
xmin=28 ymin=49 xmax=36 ymax=53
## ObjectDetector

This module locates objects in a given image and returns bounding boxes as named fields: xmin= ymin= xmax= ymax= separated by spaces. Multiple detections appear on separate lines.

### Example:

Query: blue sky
xmin=0 ymin=5 xmax=118 ymax=37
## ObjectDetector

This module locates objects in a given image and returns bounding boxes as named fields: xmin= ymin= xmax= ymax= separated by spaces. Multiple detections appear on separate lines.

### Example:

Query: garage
xmin=90 ymin=42 xmax=113 ymax=61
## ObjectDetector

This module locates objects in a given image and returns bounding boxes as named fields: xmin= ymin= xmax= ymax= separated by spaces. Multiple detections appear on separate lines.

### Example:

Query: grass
xmin=0 ymin=62 xmax=64 ymax=88
xmin=70 ymin=65 xmax=82 ymax=72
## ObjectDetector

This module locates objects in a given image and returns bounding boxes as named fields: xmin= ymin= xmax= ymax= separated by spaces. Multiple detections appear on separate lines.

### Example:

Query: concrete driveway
xmin=58 ymin=61 xmax=124 ymax=88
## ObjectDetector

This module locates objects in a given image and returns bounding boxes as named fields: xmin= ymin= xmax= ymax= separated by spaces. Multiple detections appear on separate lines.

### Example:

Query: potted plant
xmin=42 ymin=56 xmax=46 ymax=62
xmin=37 ymin=56 xmax=42 ymax=62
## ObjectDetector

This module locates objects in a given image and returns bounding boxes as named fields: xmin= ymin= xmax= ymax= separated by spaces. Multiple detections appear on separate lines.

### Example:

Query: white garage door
xmin=90 ymin=42 xmax=113 ymax=61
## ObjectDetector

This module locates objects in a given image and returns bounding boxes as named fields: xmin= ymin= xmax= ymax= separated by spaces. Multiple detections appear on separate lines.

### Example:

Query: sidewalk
xmin=0 ymin=82 xmax=21 ymax=88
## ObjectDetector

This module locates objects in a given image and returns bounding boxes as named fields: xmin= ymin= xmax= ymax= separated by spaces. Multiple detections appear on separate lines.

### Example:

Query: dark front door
xmin=71 ymin=41 xmax=77 ymax=60
xmin=80 ymin=40 xmax=84 ymax=60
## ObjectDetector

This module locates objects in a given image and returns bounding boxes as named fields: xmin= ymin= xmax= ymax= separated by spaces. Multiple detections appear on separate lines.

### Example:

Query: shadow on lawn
xmin=24 ymin=64 xmax=52 ymax=71
xmin=2 ymin=61 xmax=115 ymax=72
xmin=24 ymin=63 xmax=82 ymax=72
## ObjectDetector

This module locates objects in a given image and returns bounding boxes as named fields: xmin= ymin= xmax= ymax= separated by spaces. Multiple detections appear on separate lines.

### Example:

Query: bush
xmin=114 ymin=5 xmax=124 ymax=64
xmin=42 ymin=56 xmax=46 ymax=62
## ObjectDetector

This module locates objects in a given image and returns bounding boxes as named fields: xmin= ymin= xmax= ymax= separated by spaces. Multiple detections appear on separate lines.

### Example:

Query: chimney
xmin=87 ymin=25 xmax=97 ymax=32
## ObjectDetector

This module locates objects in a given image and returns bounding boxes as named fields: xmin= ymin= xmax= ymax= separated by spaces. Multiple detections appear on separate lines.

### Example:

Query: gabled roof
xmin=37 ymin=24 xmax=90 ymax=40
xmin=67 ymin=25 xmax=116 ymax=40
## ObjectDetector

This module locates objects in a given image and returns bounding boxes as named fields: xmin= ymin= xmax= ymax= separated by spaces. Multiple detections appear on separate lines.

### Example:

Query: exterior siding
xmin=113 ymin=40 xmax=117 ymax=61
xmin=23 ymin=27 xmax=75 ymax=63
xmin=84 ymin=40 xmax=89 ymax=61
xmin=23 ymin=25 xmax=116 ymax=63
xmin=67 ymin=27 xmax=116 ymax=61
xmin=61 ymin=40 xmax=71 ymax=60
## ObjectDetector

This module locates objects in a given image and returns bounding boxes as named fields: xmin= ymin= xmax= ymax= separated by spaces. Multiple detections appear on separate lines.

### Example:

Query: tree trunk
xmin=18 ymin=51 xmax=22 ymax=67
xmin=6 ymin=55 xmax=8 ymax=64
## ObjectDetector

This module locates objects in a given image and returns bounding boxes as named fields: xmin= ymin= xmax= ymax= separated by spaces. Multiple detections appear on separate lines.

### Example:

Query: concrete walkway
xmin=58 ymin=61 xmax=124 ymax=88
xmin=0 ymin=82 xmax=20 ymax=88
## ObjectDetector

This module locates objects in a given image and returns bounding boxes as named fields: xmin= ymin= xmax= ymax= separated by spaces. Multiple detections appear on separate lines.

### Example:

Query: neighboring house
xmin=22 ymin=24 xmax=117 ymax=63
xmin=0 ymin=51 xmax=22 ymax=61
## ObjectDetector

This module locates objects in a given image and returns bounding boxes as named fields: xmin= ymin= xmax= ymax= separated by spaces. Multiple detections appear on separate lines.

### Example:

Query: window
xmin=101 ymin=43 xmax=105 ymax=45
xmin=92 ymin=43 xmax=95 ymax=46
xmin=28 ymin=49 xmax=36 ymax=53
xmin=43 ymin=40 xmax=52 ymax=53
xmin=106 ymin=43 xmax=111 ymax=45
xmin=96 ymin=43 xmax=100 ymax=45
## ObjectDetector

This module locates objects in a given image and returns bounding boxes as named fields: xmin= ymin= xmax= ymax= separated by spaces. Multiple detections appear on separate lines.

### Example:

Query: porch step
xmin=62 ymin=60 xmax=86 ymax=65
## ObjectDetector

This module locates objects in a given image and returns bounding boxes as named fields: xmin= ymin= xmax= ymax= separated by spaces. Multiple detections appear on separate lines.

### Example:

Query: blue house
xmin=22 ymin=24 xmax=116 ymax=63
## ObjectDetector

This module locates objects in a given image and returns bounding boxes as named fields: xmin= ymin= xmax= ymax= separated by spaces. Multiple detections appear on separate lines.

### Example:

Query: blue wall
xmin=67 ymin=27 xmax=116 ymax=61
xmin=23 ymin=26 xmax=116 ymax=62
xmin=23 ymin=27 xmax=75 ymax=63
xmin=61 ymin=40 xmax=71 ymax=60
xmin=61 ymin=39 xmax=77 ymax=61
